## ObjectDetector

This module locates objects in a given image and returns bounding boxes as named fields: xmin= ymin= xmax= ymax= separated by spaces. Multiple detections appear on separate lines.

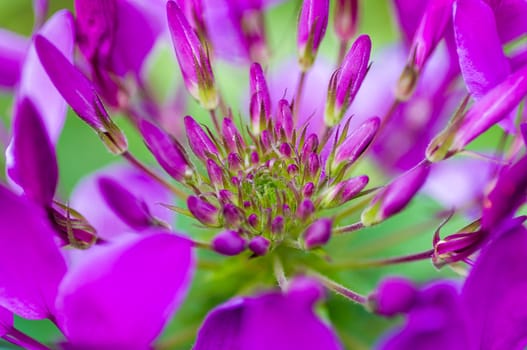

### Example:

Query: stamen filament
xmin=309 ymin=271 xmax=366 ymax=304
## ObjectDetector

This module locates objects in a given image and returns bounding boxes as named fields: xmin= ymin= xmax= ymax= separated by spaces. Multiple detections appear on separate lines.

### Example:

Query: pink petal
xmin=56 ymin=232 xmax=194 ymax=348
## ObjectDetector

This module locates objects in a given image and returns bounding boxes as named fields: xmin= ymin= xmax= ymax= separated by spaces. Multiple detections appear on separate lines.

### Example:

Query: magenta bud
xmin=260 ymin=130 xmax=272 ymax=149
xmin=227 ymin=153 xmax=242 ymax=171
xmin=321 ymin=175 xmax=369 ymax=208
xmin=334 ymin=0 xmax=358 ymax=41
xmin=303 ymin=182 xmax=315 ymax=197
xmin=140 ymin=120 xmax=193 ymax=181
xmin=297 ymin=0 xmax=330 ymax=70
xmin=249 ymin=62 xmax=271 ymax=135
xmin=271 ymin=216 xmax=285 ymax=234
xmin=303 ymin=218 xmax=332 ymax=249
xmin=368 ymin=277 xmax=417 ymax=317
xmin=306 ymin=153 xmax=321 ymax=179
xmin=250 ymin=151 xmax=260 ymax=164
xmin=218 ymin=189 xmax=233 ymax=203
xmin=288 ymin=164 xmax=299 ymax=175
xmin=248 ymin=213 xmax=259 ymax=227
xmin=167 ymin=0 xmax=217 ymax=109
xmin=301 ymin=134 xmax=319 ymax=162
xmin=231 ymin=176 xmax=240 ymax=186
xmin=276 ymin=99 xmax=294 ymax=140
xmin=34 ymin=35 xmax=127 ymax=154
xmin=248 ymin=236 xmax=271 ymax=256
xmin=333 ymin=117 xmax=379 ymax=171
xmin=296 ymin=199 xmax=315 ymax=220
xmin=98 ymin=177 xmax=153 ymax=230
xmin=243 ymin=201 xmax=251 ymax=208
xmin=279 ymin=143 xmax=292 ymax=157
xmin=211 ymin=230 xmax=246 ymax=256
xmin=362 ymin=164 xmax=430 ymax=226
xmin=325 ymin=35 xmax=371 ymax=126
xmin=223 ymin=203 xmax=243 ymax=228
xmin=206 ymin=159 xmax=224 ymax=187
xmin=184 ymin=116 xmax=218 ymax=160
xmin=187 ymin=195 xmax=219 ymax=226
xmin=222 ymin=118 xmax=245 ymax=152
xmin=282 ymin=204 xmax=291 ymax=217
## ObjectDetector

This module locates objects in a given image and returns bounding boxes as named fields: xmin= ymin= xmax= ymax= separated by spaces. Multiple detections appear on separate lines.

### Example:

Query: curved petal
xmin=493 ymin=0 xmax=527 ymax=43
xmin=379 ymin=281 xmax=472 ymax=350
xmin=70 ymin=163 xmax=173 ymax=240
xmin=0 ymin=306 xmax=13 ymax=337
xmin=195 ymin=277 xmax=342 ymax=350
xmin=0 ymin=29 xmax=28 ymax=90
xmin=55 ymin=232 xmax=194 ymax=348
xmin=18 ymin=9 xmax=75 ymax=144
xmin=0 ymin=184 xmax=66 ymax=319
xmin=7 ymin=98 xmax=58 ymax=206
xmin=454 ymin=0 xmax=510 ymax=99
xmin=462 ymin=223 xmax=527 ymax=349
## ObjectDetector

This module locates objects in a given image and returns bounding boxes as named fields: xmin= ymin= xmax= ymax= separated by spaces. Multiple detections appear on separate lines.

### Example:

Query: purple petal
xmin=0 ymin=184 xmax=66 ymax=319
xmin=56 ymin=232 xmax=194 ymax=348
xmin=379 ymin=281 xmax=471 ymax=350
xmin=8 ymin=98 xmax=57 ymax=206
xmin=70 ymin=164 xmax=173 ymax=240
xmin=462 ymin=223 xmax=527 ymax=349
xmin=297 ymin=0 xmax=330 ymax=68
xmin=0 ymin=29 xmax=27 ymax=89
xmin=454 ymin=0 xmax=510 ymax=99
xmin=0 ymin=306 xmax=13 ymax=337
xmin=18 ymin=9 xmax=75 ymax=143
xmin=493 ymin=0 xmax=527 ymax=43
xmin=34 ymin=35 xmax=110 ymax=132
xmin=195 ymin=277 xmax=342 ymax=350
xmin=452 ymin=64 xmax=527 ymax=151
xmin=392 ymin=0 xmax=429 ymax=44
xmin=32 ymin=0 xmax=49 ymax=29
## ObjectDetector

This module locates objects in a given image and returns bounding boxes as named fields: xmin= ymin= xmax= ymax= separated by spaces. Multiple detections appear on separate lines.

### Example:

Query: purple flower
xmin=194 ymin=277 xmax=342 ymax=350
xmin=333 ymin=0 xmax=359 ymax=42
xmin=0 ymin=30 xmax=28 ymax=89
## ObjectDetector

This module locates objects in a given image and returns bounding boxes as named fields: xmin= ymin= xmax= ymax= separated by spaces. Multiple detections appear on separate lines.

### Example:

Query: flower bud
xmin=140 ymin=120 xmax=193 ymax=182
xmin=334 ymin=0 xmax=358 ymax=42
xmin=306 ymin=153 xmax=321 ymax=179
xmin=222 ymin=118 xmax=245 ymax=153
xmin=325 ymin=35 xmax=371 ymax=126
xmin=361 ymin=164 xmax=430 ymax=226
xmin=271 ymin=216 xmax=284 ymax=235
xmin=301 ymin=134 xmax=319 ymax=162
xmin=248 ymin=236 xmax=270 ymax=256
xmin=187 ymin=195 xmax=219 ymax=226
xmin=212 ymin=230 xmax=246 ymax=256
xmin=206 ymin=159 xmax=224 ymax=187
xmin=303 ymin=218 xmax=332 ymax=249
xmin=276 ymin=99 xmax=294 ymax=140
xmin=297 ymin=0 xmax=329 ymax=70
xmin=303 ymin=182 xmax=315 ymax=197
xmin=227 ymin=153 xmax=242 ymax=171
xmin=368 ymin=277 xmax=417 ymax=317
xmin=184 ymin=116 xmax=219 ymax=160
xmin=296 ymin=199 xmax=315 ymax=220
xmin=249 ymin=62 xmax=271 ymax=135
xmin=320 ymin=175 xmax=368 ymax=208
xmin=248 ymin=213 xmax=259 ymax=227
xmin=332 ymin=117 xmax=379 ymax=172
xmin=167 ymin=0 xmax=217 ymax=109
xmin=34 ymin=35 xmax=127 ymax=154
xmin=433 ymin=231 xmax=484 ymax=268
xmin=222 ymin=203 xmax=243 ymax=228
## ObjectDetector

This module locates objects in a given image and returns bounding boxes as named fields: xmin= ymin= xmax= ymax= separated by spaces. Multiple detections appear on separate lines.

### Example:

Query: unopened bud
xmin=297 ymin=0 xmax=329 ymax=70
xmin=184 ymin=116 xmax=219 ymax=160
xmin=303 ymin=218 xmax=332 ymax=249
xmin=248 ymin=235 xmax=270 ymax=256
xmin=212 ymin=230 xmax=246 ymax=256
xmin=187 ymin=195 xmax=219 ymax=226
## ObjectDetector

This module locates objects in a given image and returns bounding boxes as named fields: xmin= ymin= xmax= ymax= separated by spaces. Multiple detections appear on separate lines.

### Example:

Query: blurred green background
xmin=0 ymin=1 xmax=475 ymax=349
